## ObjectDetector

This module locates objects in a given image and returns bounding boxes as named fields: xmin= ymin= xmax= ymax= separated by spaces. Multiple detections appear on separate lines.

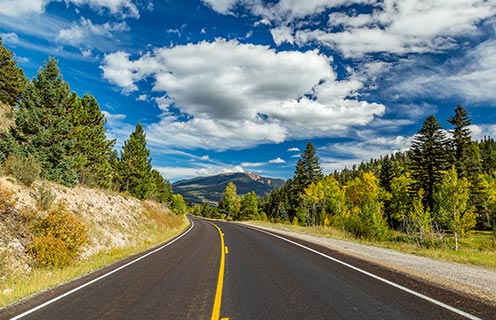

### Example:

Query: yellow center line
xmin=210 ymin=222 xmax=227 ymax=320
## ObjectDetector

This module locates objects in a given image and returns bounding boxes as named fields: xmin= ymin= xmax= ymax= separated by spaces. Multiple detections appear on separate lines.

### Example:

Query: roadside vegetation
xmin=0 ymin=38 xmax=189 ymax=307
xmin=193 ymin=106 xmax=496 ymax=267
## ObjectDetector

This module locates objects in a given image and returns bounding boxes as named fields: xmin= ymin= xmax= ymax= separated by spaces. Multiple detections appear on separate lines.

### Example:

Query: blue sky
xmin=1 ymin=0 xmax=496 ymax=182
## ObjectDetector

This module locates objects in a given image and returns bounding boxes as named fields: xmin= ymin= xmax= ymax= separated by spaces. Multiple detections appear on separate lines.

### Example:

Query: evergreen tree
xmin=409 ymin=115 xmax=449 ymax=212
xmin=479 ymin=137 xmax=496 ymax=174
xmin=148 ymin=169 xmax=173 ymax=204
xmin=119 ymin=122 xmax=152 ymax=199
xmin=69 ymin=94 xmax=115 ymax=188
xmin=0 ymin=38 xmax=26 ymax=106
xmin=447 ymin=105 xmax=482 ymax=182
xmin=9 ymin=57 xmax=78 ymax=186
xmin=290 ymin=141 xmax=323 ymax=214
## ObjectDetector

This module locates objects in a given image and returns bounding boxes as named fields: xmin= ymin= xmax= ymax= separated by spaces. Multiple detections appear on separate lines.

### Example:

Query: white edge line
xmin=10 ymin=218 xmax=195 ymax=320
xmin=239 ymin=224 xmax=482 ymax=320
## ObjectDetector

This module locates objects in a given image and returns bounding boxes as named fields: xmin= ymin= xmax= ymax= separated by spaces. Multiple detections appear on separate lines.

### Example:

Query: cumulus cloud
xmin=287 ymin=147 xmax=300 ymax=152
xmin=469 ymin=124 xmax=496 ymax=141
xmin=101 ymin=39 xmax=385 ymax=150
xmin=0 ymin=0 xmax=46 ymax=17
xmin=205 ymin=1 xmax=496 ymax=58
xmin=0 ymin=0 xmax=140 ymax=18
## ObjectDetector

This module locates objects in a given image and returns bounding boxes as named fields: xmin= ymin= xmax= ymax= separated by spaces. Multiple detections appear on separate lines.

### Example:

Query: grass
xmin=247 ymin=221 xmax=496 ymax=270
xmin=0 ymin=215 xmax=189 ymax=309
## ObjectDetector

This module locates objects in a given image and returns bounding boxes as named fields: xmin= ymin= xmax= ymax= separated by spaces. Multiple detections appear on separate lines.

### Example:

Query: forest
xmin=196 ymin=100 xmax=496 ymax=252
xmin=0 ymin=39 xmax=188 ymax=214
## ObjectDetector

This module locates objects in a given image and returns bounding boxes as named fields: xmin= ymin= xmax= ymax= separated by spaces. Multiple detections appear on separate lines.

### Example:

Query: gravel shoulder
xmin=243 ymin=222 xmax=496 ymax=305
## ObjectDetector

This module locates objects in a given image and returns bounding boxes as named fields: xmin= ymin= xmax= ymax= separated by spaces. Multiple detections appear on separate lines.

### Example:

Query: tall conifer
xmin=409 ymin=115 xmax=449 ymax=212
xmin=119 ymin=122 xmax=152 ymax=199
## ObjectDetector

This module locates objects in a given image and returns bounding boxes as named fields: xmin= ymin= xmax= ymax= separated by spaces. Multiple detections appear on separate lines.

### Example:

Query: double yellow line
xmin=209 ymin=222 xmax=229 ymax=320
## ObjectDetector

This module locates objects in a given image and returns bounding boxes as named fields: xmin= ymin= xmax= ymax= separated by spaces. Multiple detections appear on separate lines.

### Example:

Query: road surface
xmin=1 ymin=216 xmax=494 ymax=320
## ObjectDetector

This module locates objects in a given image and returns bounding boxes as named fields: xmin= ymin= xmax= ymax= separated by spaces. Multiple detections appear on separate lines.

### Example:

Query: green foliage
xmin=4 ymin=154 xmax=41 ymax=186
xmin=435 ymin=167 xmax=477 ymax=250
xmin=218 ymin=182 xmax=240 ymax=219
xmin=118 ymin=122 xmax=152 ymax=199
xmin=409 ymin=115 xmax=450 ymax=212
xmin=342 ymin=172 xmax=389 ymax=240
xmin=0 ymin=38 xmax=26 ymax=106
xmin=170 ymin=194 xmax=187 ymax=215
xmin=389 ymin=174 xmax=412 ymax=226
xmin=148 ymin=169 xmax=173 ymax=204
xmin=10 ymin=58 xmax=78 ymax=186
xmin=260 ymin=211 xmax=268 ymax=222
xmin=69 ymin=94 xmax=115 ymax=188
xmin=28 ymin=201 xmax=87 ymax=268
xmin=239 ymin=191 xmax=258 ymax=220
xmin=407 ymin=189 xmax=433 ymax=247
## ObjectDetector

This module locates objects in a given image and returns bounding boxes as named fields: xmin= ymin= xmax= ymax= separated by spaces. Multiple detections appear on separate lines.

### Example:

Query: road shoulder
xmin=241 ymin=222 xmax=496 ymax=306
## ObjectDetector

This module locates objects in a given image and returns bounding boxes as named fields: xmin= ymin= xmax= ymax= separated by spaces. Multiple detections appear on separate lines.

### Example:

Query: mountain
xmin=172 ymin=172 xmax=285 ymax=205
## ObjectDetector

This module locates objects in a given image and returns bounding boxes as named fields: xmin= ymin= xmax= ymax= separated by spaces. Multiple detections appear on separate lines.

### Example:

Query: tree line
xmin=0 ymin=39 xmax=186 ymax=210
xmin=196 ymin=106 xmax=496 ymax=250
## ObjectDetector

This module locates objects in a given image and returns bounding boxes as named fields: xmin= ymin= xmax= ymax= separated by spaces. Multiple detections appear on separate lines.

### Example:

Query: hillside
xmin=173 ymin=172 xmax=285 ymax=204
xmin=0 ymin=176 xmax=187 ymax=306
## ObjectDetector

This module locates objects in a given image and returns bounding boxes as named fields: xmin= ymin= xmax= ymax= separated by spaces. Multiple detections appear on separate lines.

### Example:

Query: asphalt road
xmin=2 ymin=216 xmax=495 ymax=320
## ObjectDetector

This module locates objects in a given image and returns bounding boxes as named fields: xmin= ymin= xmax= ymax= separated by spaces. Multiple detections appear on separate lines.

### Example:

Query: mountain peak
xmin=172 ymin=172 xmax=285 ymax=205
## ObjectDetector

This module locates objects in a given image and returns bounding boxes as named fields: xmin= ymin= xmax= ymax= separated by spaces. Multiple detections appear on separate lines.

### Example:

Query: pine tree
xmin=409 ymin=115 xmax=449 ymax=212
xmin=148 ymin=169 xmax=173 ymax=204
xmin=447 ymin=105 xmax=482 ymax=182
xmin=290 ymin=141 xmax=323 ymax=214
xmin=69 ymin=94 xmax=115 ymax=188
xmin=119 ymin=122 xmax=152 ymax=199
xmin=0 ymin=38 xmax=26 ymax=106
xmin=10 ymin=57 xmax=78 ymax=186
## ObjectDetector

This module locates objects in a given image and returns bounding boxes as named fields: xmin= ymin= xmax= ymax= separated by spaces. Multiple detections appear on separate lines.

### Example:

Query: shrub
xmin=35 ymin=181 xmax=56 ymax=211
xmin=4 ymin=154 xmax=41 ymax=186
xmin=28 ymin=201 xmax=87 ymax=268
xmin=0 ymin=183 xmax=15 ymax=213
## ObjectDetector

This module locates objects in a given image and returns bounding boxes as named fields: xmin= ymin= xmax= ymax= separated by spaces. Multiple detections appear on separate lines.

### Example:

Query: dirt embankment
xmin=0 ymin=176 xmax=184 ymax=287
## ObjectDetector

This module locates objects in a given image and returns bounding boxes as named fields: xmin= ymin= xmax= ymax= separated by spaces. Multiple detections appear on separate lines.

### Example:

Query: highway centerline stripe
xmin=209 ymin=222 xmax=227 ymax=320
xmin=10 ymin=218 xmax=195 ymax=320
xmin=240 ymin=224 xmax=482 ymax=320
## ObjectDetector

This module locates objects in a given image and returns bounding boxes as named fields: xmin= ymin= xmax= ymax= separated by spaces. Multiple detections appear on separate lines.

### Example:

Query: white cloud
xmin=0 ymin=0 xmax=46 ymax=17
xmin=387 ymin=39 xmax=496 ymax=103
xmin=468 ymin=124 xmax=496 ymax=141
xmin=287 ymin=147 xmax=300 ymax=152
xmin=200 ymin=155 xmax=210 ymax=160
xmin=101 ymin=111 xmax=134 ymax=149
xmin=0 ymin=32 xmax=20 ymax=44
xmin=137 ymin=94 xmax=148 ymax=101
xmin=241 ymin=162 xmax=266 ymax=168
xmin=56 ymin=18 xmax=129 ymax=46
xmin=295 ymin=0 xmax=496 ymax=57
xmin=270 ymin=26 xmax=294 ymax=45
xmin=269 ymin=157 xmax=286 ymax=164
xmin=0 ymin=0 xmax=140 ymax=18
xmin=101 ymin=39 xmax=385 ymax=150
xmin=320 ymin=135 xmax=413 ymax=172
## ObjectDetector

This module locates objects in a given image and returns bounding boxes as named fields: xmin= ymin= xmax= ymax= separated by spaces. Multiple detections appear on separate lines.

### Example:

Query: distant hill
xmin=172 ymin=172 xmax=285 ymax=205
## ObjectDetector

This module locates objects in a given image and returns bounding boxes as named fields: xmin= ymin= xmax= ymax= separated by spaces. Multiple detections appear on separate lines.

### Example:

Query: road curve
xmin=1 ymin=217 xmax=220 ymax=320
xmin=216 ymin=221 xmax=495 ymax=320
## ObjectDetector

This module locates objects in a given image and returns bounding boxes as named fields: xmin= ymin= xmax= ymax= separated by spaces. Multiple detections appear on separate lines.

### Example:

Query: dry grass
xmin=0 ymin=102 xmax=14 ymax=133
xmin=0 ymin=214 xmax=188 ymax=308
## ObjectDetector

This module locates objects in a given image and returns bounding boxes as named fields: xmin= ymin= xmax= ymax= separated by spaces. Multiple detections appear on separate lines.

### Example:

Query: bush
xmin=4 ymin=154 xmax=41 ymax=186
xmin=28 ymin=201 xmax=87 ymax=268
xmin=35 ymin=181 xmax=56 ymax=211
